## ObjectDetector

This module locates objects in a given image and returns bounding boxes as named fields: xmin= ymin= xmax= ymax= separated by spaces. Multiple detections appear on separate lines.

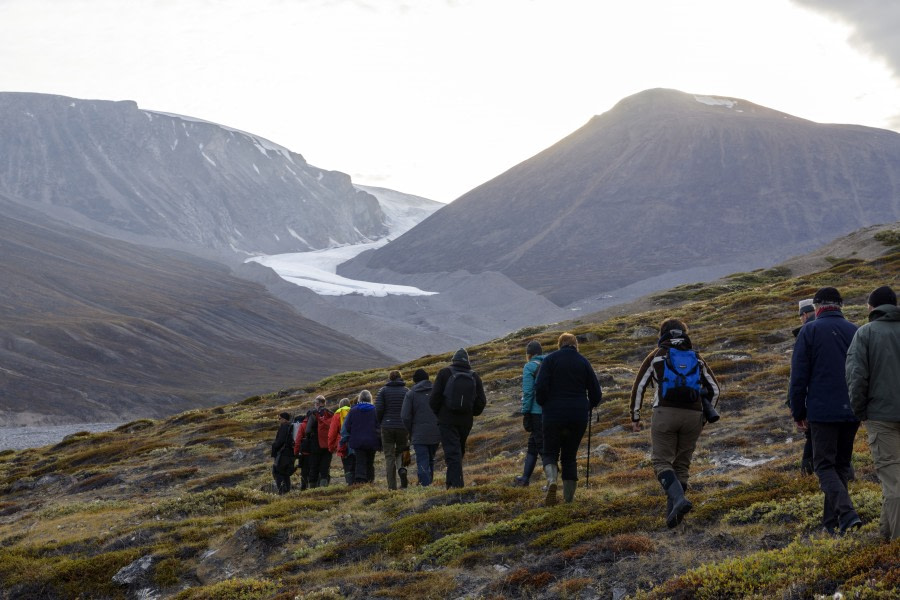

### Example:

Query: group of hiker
xmin=271 ymin=348 xmax=487 ymax=492
xmin=789 ymin=285 xmax=900 ymax=540
xmin=271 ymin=284 xmax=898 ymax=540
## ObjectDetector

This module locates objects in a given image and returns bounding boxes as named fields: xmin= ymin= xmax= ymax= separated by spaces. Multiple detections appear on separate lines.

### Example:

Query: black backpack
xmin=443 ymin=367 xmax=477 ymax=414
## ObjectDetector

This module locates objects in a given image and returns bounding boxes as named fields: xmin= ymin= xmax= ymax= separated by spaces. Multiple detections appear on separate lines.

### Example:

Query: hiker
xmin=329 ymin=397 xmax=356 ymax=485
xmin=790 ymin=298 xmax=817 ymax=475
xmin=293 ymin=409 xmax=314 ymax=490
xmin=631 ymin=319 xmax=720 ymax=528
xmin=342 ymin=389 xmax=380 ymax=484
xmin=514 ymin=340 xmax=547 ymax=487
xmin=846 ymin=285 xmax=900 ymax=540
xmin=535 ymin=333 xmax=602 ymax=505
xmin=304 ymin=395 xmax=334 ymax=487
xmin=429 ymin=348 xmax=487 ymax=488
xmin=376 ymin=370 xmax=411 ymax=490
xmin=271 ymin=412 xmax=296 ymax=494
xmin=401 ymin=368 xmax=440 ymax=486
xmin=789 ymin=287 xmax=862 ymax=535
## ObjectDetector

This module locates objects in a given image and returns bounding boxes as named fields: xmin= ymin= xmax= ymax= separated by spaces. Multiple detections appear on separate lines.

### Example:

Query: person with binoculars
xmin=630 ymin=318 xmax=721 ymax=528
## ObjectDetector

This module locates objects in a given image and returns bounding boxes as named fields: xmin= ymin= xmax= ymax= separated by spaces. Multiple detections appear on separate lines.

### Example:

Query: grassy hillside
xmin=0 ymin=231 xmax=898 ymax=599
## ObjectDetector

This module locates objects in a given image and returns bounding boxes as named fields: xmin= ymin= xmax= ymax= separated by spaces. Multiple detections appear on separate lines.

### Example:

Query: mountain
xmin=341 ymin=88 xmax=900 ymax=306
xmin=0 ymin=195 xmax=391 ymax=425
xmin=0 ymin=92 xmax=387 ymax=258
xmin=1 ymin=224 xmax=897 ymax=599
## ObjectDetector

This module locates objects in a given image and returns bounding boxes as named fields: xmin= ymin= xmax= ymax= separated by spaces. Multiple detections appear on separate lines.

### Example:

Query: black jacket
xmin=376 ymin=379 xmax=409 ymax=430
xmin=535 ymin=345 xmax=602 ymax=425
xmin=429 ymin=360 xmax=487 ymax=427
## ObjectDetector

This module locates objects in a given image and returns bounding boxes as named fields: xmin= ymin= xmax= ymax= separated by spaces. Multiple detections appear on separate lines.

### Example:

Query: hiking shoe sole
xmin=544 ymin=483 xmax=558 ymax=507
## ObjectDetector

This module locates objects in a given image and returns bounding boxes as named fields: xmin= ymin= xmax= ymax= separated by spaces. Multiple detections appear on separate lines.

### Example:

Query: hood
xmin=870 ymin=304 xmax=900 ymax=322
xmin=385 ymin=379 xmax=407 ymax=387
xmin=353 ymin=402 xmax=375 ymax=413
xmin=412 ymin=380 xmax=433 ymax=393
xmin=659 ymin=332 xmax=693 ymax=350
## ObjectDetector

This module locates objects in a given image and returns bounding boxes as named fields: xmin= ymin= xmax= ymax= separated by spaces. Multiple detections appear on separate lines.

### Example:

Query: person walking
xmin=631 ymin=319 xmax=720 ymax=527
xmin=401 ymin=368 xmax=440 ymax=486
xmin=790 ymin=286 xmax=862 ymax=535
xmin=535 ymin=333 xmax=602 ymax=506
xmin=429 ymin=348 xmax=487 ymax=488
xmin=376 ymin=371 xmax=410 ymax=490
xmin=514 ymin=340 xmax=547 ymax=487
xmin=304 ymin=395 xmax=334 ymax=488
xmin=271 ymin=411 xmax=296 ymax=494
xmin=329 ymin=398 xmax=356 ymax=485
xmin=791 ymin=298 xmax=817 ymax=475
xmin=846 ymin=285 xmax=900 ymax=540
xmin=342 ymin=390 xmax=380 ymax=484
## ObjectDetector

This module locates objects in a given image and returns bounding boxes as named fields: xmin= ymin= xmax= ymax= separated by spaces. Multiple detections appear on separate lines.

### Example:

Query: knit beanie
xmin=526 ymin=340 xmax=542 ymax=356
xmin=868 ymin=285 xmax=897 ymax=307
xmin=413 ymin=368 xmax=429 ymax=383
xmin=279 ymin=412 xmax=291 ymax=421
xmin=813 ymin=286 xmax=843 ymax=305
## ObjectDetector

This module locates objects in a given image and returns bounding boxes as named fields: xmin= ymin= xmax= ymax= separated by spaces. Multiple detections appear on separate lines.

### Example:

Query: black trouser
xmin=308 ymin=449 xmax=332 ymax=486
xmin=353 ymin=449 xmax=376 ymax=483
xmin=527 ymin=414 xmax=546 ymax=461
xmin=439 ymin=423 xmax=471 ymax=488
xmin=810 ymin=421 xmax=860 ymax=529
xmin=272 ymin=465 xmax=291 ymax=494
xmin=542 ymin=419 xmax=587 ymax=481
xmin=341 ymin=454 xmax=356 ymax=482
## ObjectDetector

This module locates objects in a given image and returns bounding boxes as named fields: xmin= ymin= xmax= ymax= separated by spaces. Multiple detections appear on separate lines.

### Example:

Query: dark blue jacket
xmin=789 ymin=309 xmax=859 ymax=422
xmin=343 ymin=402 xmax=380 ymax=451
xmin=535 ymin=345 xmax=602 ymax=424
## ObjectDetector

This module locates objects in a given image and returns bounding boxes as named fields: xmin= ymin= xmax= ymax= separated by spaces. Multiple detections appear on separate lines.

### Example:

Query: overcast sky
xmin=3 ymin=0 xmax=900 ymax=203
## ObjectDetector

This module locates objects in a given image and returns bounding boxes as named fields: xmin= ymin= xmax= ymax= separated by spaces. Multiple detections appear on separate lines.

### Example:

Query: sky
xmin=3 ymin=1 xmax=900 ymax=204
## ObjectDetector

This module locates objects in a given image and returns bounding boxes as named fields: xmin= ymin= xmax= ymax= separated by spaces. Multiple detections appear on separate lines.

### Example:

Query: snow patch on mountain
xmin=246 ymin=185 xmax=443 ymax=297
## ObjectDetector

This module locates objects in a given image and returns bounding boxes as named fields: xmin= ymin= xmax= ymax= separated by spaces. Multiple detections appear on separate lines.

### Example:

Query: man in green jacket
xmin=846 ymin=285 xmax=900 ymax=540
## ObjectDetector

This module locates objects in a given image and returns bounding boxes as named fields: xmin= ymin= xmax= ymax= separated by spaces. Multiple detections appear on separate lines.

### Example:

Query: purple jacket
xmin=343 ymin=402 xmax=380 ymax=451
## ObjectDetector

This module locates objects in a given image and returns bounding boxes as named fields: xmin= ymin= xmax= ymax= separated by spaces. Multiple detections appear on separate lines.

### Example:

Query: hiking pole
xmin=586 ymin=407 xmax=593 ymax=489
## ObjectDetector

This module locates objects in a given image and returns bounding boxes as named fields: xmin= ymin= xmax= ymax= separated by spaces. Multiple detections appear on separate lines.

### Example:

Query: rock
xmin=597 ymin=425 xmax=625 ymax=437
xmin=612 ymin=587 xmax=628 ymax=600
xmin=493 ymin=564 xmax=510 ymax=573
xmin=591 ymin=444 xmax=619 ymax=462
xmin=631 ymin=326 xmax=657 ymax=338
xmin=112 ymin=555 xmax=156 ymax=587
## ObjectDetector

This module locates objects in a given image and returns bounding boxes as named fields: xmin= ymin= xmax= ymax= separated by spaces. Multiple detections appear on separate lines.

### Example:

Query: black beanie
xmin=813 ymin=286 xmax=843 ymax=305
xmin=526 ymin=340 xmax=542 ymax=356
xmin=452 ymin=348 xmax=469 ymax=364
xmin=413 ymin=368 xmax=429 ymax=383
xmin=279 ymin=412 xmax=291 ymax=421
xmin=868 ymin=285 xmax=897 ymax=307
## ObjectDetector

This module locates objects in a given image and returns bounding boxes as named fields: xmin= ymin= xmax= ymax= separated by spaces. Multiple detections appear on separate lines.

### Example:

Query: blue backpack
xmin=660 ymin=348 xmax=702 ymax=403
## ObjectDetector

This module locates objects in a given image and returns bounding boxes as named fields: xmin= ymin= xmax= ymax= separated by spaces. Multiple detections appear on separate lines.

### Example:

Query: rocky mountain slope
xmin=0 ymin=195 xmax=390 ymax=425
xmin=0 ymin=224 xmax=897 ymax=599
xmin=0 ymin=92 xmax=387 ymax=258
xmin=342 ymin=88 xmax=900 ymax=306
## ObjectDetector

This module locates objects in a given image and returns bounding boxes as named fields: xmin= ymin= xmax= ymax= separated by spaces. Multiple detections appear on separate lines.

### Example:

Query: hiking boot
xmin=801 ymin=458 xmax=814 ymax=476
xmin=544 ymin=464 xmax=559 ymax=507
xmin=562 ymin=480 xmax=576 ymax=503
xmin=319 ymin=477 xmax=330 ymax=488
xmin=398 ymin=468 xmax=409 ymax=489
xmin=513 ymin=476 xmax=529 ymax=487
xmin=839 ymin=514 xmax=862 ymax=536
xmin=344 ymin=472 xmax=354 ymax=486
xmin=658 ymin=470 xmax=692 ymax=528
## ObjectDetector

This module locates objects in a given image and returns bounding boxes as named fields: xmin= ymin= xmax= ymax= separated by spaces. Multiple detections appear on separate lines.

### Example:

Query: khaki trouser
xmin=867 ymin=420 xmax=900 ymax=540
xmin=651 ymin=406 xmax=704 ymax=483
xmin=381 ymin=428 xmax=409 ymax=490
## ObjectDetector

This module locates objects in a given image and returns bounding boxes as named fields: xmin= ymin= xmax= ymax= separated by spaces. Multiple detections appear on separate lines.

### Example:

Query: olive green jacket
xmin=846 ymin=304 xmax=900 ymax=422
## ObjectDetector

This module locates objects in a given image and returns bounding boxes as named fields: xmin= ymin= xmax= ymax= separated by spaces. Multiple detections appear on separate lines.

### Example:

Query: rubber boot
xmin=562 ymin=480 xmax=576 ymax=503
xmin=515 ymin=453 xmax=538 ymax=486
xmin=319 ymin=477 xmax=330 ymax=488
xmin=658 ymin=470 xmax=691 ymax=528
xmin=344 ymin=472 xmax=354 ymax=486
xmin=398 ymin=467 xmax=409 ymax=489
xmin=544 ymin=463 xmax=559 ymax=507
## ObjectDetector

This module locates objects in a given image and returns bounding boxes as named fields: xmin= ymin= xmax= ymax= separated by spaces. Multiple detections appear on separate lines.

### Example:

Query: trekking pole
xmin=586 ymin=407 xmax=593 ymax=489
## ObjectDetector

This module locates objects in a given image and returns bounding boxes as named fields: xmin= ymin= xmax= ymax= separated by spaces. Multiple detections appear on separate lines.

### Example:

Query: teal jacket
xmin=846 ymin=304 xmax=900 ymax=422
xmin=521 ymin=355 xmax=545 ymax=415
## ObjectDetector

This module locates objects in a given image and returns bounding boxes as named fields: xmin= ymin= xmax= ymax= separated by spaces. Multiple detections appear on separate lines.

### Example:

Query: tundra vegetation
xmin=0 ymin=235 xmax=898 ymax=599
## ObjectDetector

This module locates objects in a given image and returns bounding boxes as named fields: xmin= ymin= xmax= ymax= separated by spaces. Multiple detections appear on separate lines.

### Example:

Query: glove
xmin=522 ymin=413 xmax=533 ymax=432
